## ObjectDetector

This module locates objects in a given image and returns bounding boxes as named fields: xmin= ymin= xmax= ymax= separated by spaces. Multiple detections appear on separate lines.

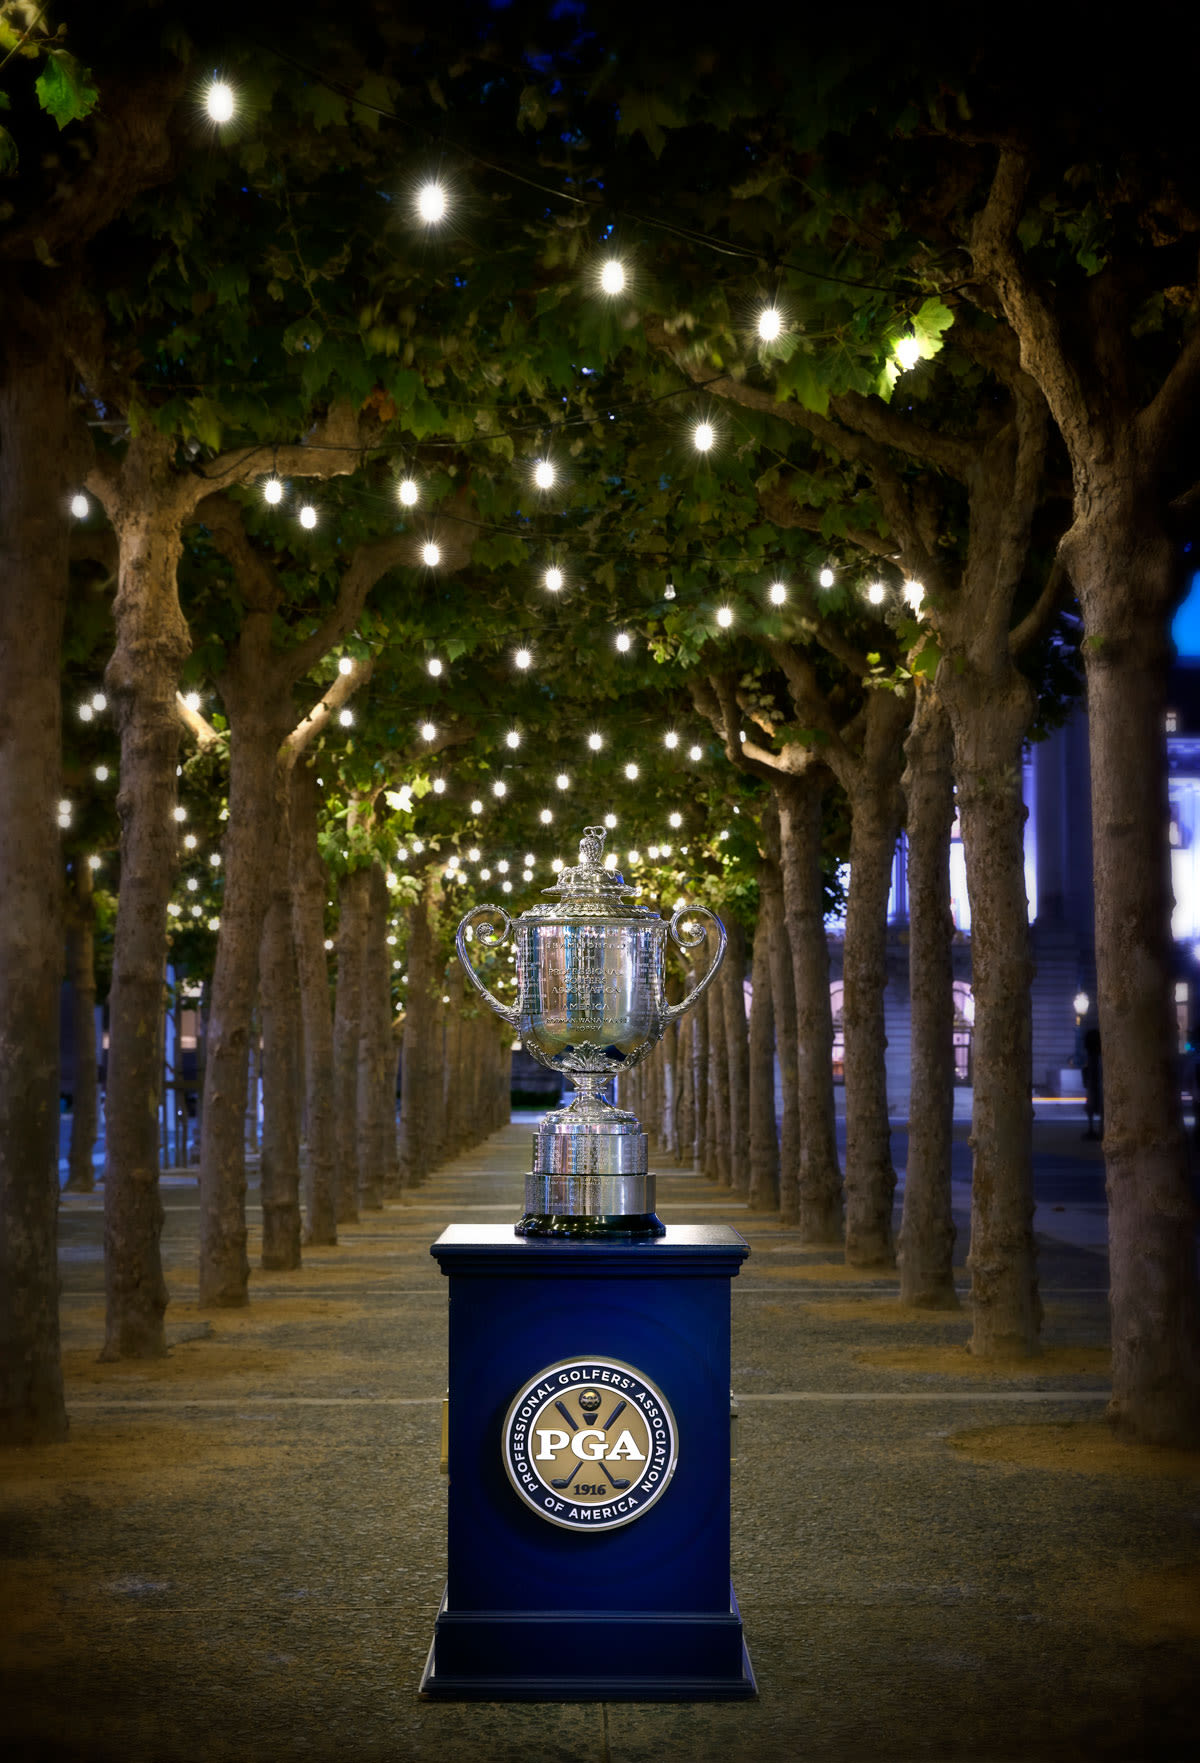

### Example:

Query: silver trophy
xmin=456 ymin=824 xmax=726 ymax=1237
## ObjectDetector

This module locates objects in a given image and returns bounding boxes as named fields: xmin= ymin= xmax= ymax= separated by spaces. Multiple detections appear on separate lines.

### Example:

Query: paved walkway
xmin=3 ymin=1125 xmax=1198 ymax=1761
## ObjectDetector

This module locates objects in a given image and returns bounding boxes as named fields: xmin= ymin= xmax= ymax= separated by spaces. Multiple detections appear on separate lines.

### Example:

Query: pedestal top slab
xmin=431 ymin=1222 xmax=749 ymax=1276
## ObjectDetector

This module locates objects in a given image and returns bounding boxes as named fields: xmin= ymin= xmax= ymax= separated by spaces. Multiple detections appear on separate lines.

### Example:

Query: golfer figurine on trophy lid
xmin=455 ymin=822 xmax=726 ymax=1238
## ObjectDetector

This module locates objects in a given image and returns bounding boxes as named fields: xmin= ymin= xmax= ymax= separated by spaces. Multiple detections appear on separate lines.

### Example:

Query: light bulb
xmin=417 ymin=181 xmax=447 ymax=223
xmin=648 ymin=845 xmax=659 ymax=860
xmin=604 ymin=813 xmax=617 ymax=829
xmin=768 ymin=581 xmax=787 ymax=605
xmin=688 ymin=745 xmax=702 ymax=761
xmin=552 ymin=858 xmax=564 ymax=873
xmin=533 ymin=460 xmax=555 ymax=490
xmin=514 ymin=649 xmax=532 ymax=670
xmin=867 ymin=581 xmax=886 ymax=605
xmin=903 ymin=579 xmax=925 ymax=611
xmin=420 ymin=722 xmax=436 ymax=741
xmin=506 ymin=730 xmax=521 ymax=749
xmin=600 ymin=258 xmax=625 ymax=294
xmin=480 ymin=867 xmax=491 ymax=880
xmin=184 ymin=833 xmax=198 ymax=850
xmin=398 ymin=478 xmax=419 ymax=507
xmin=758 ymin=306 xmax=783 ymax=341
xmin=895 ymin=334 xmax=921 ymax=373
xmin=422 ymin=541 xmax=441 ymax=567
xmin=628 ymin=850 xmax=640 ymax=865
xmin=819 ymin=565 xmax=835 ymax=589
xmin=263 ymin=478 xmax=283 ymax=506
xmin=470 ymin=798 xmax=483 ymax=814
xmin=186 ymin=877 xmax=199 ymax=892
xmin=339 ymin=708 xmax=353 ymax=726
xmin=468 ymin=847 xmax=480 ymax=862
xmin=70 ymin=493 xmax=89 ymax=519
xmin=604 ymin=853 xmax=618 ymax=870
xmin=660 ymin=842 xmax=672 ymax=857
xmin=502 ymin=881 xmax=512 ymax=894
xmin=555 ymin=773 xmax=570 ymax=790
xmin=78 ymin=703 xmax=94 ymax=722
xmin=492 ymin=780 xmax=507 ymax=797
xmin=427 ymin=657 xmax=443 ymax=677
xmin=433 ymin=777 xmax=446 ymax=794
xmin=87 ymin=853 xmax=101 ymax=871
xmin=173 ymin=805 xmax=187 ymax=822
xmin=693 ymin=422 xmax=715 ymax=452
xmin=497 ymin=860 xmax=509 ymax=874
xmin=184 ymin=692 xmax=202 ymax=712
xmin=209 ymin=853 xmax=221 ymax=866
xmin=412 ymin=839 xmax=424 ymax=853
xmin=523 ymin=869 xmax=532 ymax=882
xmin=544 ymin=566 xmax=564 ymax=592
xmin=523 ymin=853 xmax=534 ymax=865
xmin=716 ymin=606 xmax=734 ymax=628
xmin=540 ymin=808 xmax=553 ymax=824
xmin=397 ymin=846 xmax=409 ymax=861
xmin=338 ymin=656 xmax=353 ymax=675
xmin=588 ymin=732 xmax=603 ymax=751
xmin=324 ymin=938 xmax=334 ymax=951
xmin=94 ymin=765 xmax=109 ymax=781
xmin=664 ymin=583 xmax=676 ymax=600
xmin=91 ymin=692 xmax=106 ymax=711
xmin=624 ymin=763 xmax=639 ymax=781
xmin=664 ymin=731 xmax=679 ymax=749
xmin=298 ymin=504 xmax=317 ymax=530
xmin=206 ymin=81 xmax=235 ymax=123
xmin=615 ymin=632 xmax=631 ymax=652
xmin=669 ymin=812 xmax=682 ymax=828
xmin=167 ymin=902 xmax=181 ymax=918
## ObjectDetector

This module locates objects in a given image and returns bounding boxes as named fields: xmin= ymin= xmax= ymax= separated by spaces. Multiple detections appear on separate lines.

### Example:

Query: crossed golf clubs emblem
xmin=546 ymin=1387 xmax=635 ymax=1492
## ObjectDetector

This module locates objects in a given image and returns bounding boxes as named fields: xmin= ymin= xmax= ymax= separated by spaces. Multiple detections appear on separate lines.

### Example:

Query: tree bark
xmin=101 ymin=445 xmax=192 ymax=1358
xmin=775 ymin=772 xmax=843 ymax=1243
xmin=258 ymin=780 xmax=303 ymax=1271
xmin=399 ymin=879 xmax=442 ymax=1186
xmin=942 ymin=669 xmax=1041 ymax=1357
xmin=289 ymin=761 xmax=338 ymax=1245
xmin=1070 ymin=521 xmax=1200 ymax=1442
xmin=0 ymin=337 xmax=78 ymax=1441
xmin=748 ymin=879 xmax=781 ymax=1211
xmin=898 ymin=683 xmax=959 ymax=1308
xmin=65 ymin=862 xmax=99 ymax=1195
xmin=690 ymin=964 xmax=709 ymax=1174
xmin=722 ymin=917 xmax=751 ymax=1194
xmin=357 ymin=863 xmax=393 ymax=1212
xmin=760 ymin=824 xmax=801 ymax=1225
xmin=333 ymin=867 xmax=370 ymax=1224
xmin=706 ymin=981 xmax=731 ymax=1186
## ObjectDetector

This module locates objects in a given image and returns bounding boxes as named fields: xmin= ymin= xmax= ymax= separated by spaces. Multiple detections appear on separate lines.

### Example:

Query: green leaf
xmin=34 ymin=50 xmax=98 ymax=130
xmin=616 ymin=92 xmax=685 ymax=158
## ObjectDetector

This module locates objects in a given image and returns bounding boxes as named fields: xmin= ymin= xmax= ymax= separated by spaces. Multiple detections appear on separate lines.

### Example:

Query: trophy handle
xmin=665 ymin=906 xmax=727 ymax=1020
xmin=456 ymin=905 xmax=521 ymax=1026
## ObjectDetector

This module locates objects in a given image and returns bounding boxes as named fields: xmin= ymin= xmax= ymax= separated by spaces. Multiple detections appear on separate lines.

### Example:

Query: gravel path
xmin=2 ymin=1125 xmax=1197 ymax=1762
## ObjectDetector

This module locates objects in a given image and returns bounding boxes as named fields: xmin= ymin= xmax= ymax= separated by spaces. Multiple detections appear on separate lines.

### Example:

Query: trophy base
xmin=514 ymin=1211 xmax=666 ymax=1241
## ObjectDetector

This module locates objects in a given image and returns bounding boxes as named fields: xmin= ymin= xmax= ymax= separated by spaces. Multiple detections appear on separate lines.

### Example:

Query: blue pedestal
xmin=420 ymin=1224 xmax=755 ymax=1701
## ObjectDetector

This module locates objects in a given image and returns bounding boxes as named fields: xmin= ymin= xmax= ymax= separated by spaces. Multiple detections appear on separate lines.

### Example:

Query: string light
xmin=540 ymin=808 xmax=553 ymax=824
xmin=168 ymin=902 xmax=182 ymax=918
xmin=604 ymin=813 xmax=617 ymax=828
xmin=628 ymin=849 xmax=641 ymax=865
xmin=664 ymin=583 xmax=676 ymax=600
xmin=533 ymin=460 xmax=556 ymax=490
xmin=263 ymin=478 xmax=283 ymax=505
xmin=183 ymin=692 xmax=202 ymax=712
xmin=205 ymin=81 xmax=235 ymax=123
xmin=398 ymin=478 xmax=419 ymax=507
xmin=468 ymin=846 xmax=480 ymax=862
xmin=412 ymin=839 xmax=425 ymax=853
xmin=688 ymin=745 xmax=702 ymax=761
xmin=94 ymin=765 xmax=109 ymax=781
xmin=420 ymin=722 xmax=436 ymax=740
xmin=768 ymin=582 xmax=787 ymax=605
xmin=716 ymin=606 xmax=734 ymax=628
xmin=818 ymin=565 xmax=835 ymax=589
xmin=480 ymin=867 xmax=492 ymax=880
xmin=505 ymin=730 xmax=521 ymax=749
xmin=427 ymin=657 xmax=443 ymax=677
xmin=604 ymin=853 xmax=618 ymax=870
xmin=551 ymin=858 xmax=564 ymax=873
xmin=502 ymin=880 xmax=512 ymax=894
xmin=432 ymin=777 xmax=446 ymax=793
xmin=208 ymin=918 xmax=221 ymax=931
xmin=470 ymin=797 xmax=483 ymax=813
xmin=669 ymin=812 xmax=682 ymax=828
xmin=324 ymin=938 xmax=334 ymax=951
xmin=588 ymin=732 xmax=603 ymax=751
xmin=661 ymin=842 xmax=672 ymax=856
xmin=524 ymin=854 xmax=534 ymax=865
xmin=600 ymin=259 xmax=626 ymax=294
xmin=87 ymin=853 xmax=102 ymax=871
xmin=338 ymin=656 xmax=354 ymax=675
xmin=663 ymin=731 xmax=679 ymax=749
xmin=514 ymin=648 xmax=532 ymax=670
xmin=186 ymin=877 xmax=199 ymax=892
xmin=555 ymin=773 xmax=570 ymax=790
xmin=492 ymin=780 xmax=507 ymax=797
xmin=91 ymin=692 xmax=106 ymax=711
xmin=624 ymin=763 xmax=639 ymax=781
xmin=758 ymin=307 xmax=784 ymax=342
xmin=422 ymin=542 xmax=441 ymax=567
xmin=894 ymin=334 xmax=921 ymax=373
xmin=173 ymin=806 xmax=187 ymax=822
xmin=299 ymin=505 xmax=317 ymax=529
xmin=417 ymin=181 xmax=447 ymax=223
xmin=70 ymin=492 xmax=89 ymax=519
xmin=693 ymin=422 xmax=715 ymax=452
xmin=867 ymin=581 xmax=886 ymax=605
xmin=78 ymin=702 xmax=94 ymax=722
xmin=339 ymin=708 xmax=354 ymax=726
xmin=544 ymin=566 xmax=564 ymax=592
xmin=903 ymin=579 xmax=925 ymax=611
xmin=397 ymin=846 xmax=409 ymax=861
xmin=648 ymin=845 xmax=659 ymax=859
xmin=522 ymin=868 xmax=533 ymax=881
xmin=184 ymin=833 xmax=198 ymax=850
xmin=615 ymin=632 xmax=631 ymax=652
xmin=210 ymin=853 xmax=221 ymax=866
xmin=497 ymin=860 xmax=509 ymax=874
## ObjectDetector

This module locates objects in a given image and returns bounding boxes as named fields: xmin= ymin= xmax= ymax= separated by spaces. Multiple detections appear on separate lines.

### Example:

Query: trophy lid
xmin=521 ymin=825 xmax=658 ymax=922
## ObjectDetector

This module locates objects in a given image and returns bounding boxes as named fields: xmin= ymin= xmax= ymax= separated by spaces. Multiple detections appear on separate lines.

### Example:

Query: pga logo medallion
xmin=502 ymin=1357 xmax=678 ymax=1531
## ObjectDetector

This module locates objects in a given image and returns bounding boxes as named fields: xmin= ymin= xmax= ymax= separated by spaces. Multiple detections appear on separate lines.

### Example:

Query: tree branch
xmin=176 ymin=692 xmax=221 ymax=751
xmin=1008 ymin=555 xmax=1067 ymax=657
xmin=183 ymin=400 xmax=370 ymax=512
xmin=282 ymin=658 xmax=375 ymax=768
xmin=1139 ymin=319 xmax=1200 ymax=460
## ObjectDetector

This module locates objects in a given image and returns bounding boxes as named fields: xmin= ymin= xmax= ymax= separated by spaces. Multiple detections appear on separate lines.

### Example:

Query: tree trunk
xmin=775 ymin=772 xmax=843 ymax=1243
xmin=102 ymin=465 xmax=191 ymax=1358
xmin=199 ymin=713 xmax=283 ymax=1307
xmin=357 ymin=863 xmax=392 ymax=1212
xmin=258 ymin=782 xmax=303 ymax=1271
xmin=0 ymin=337 xmax=77 ymax=1441
xmin=689 ymin=962 xmax=709 ymax=1173
xmin=898 ymin=683 xmax=958 ymax=1308
xmin=760 ymin=832 xmax=801 ymax=1225
xmin=942 ymin=669 xmax=1041 ymax=1357
xmin=333 ymin=867 xmax=369 ymax=1224
xmin=66 ymin=862 xmax=99 ymax=1195
xmin=706 ymin=981 xmax=731 ymax=1186
xmin=748 ymin=885 xmax=781 ymax=1211
xmin=842 ymin=782 xmax=904 ymax=1267
xmin=722 ymin=917 xmax=751 ymax=1194
xmin=1070 ymin=517 xmax=1200 ymax=1443
xmin=289 ymin=761 xmax=338 ymax=1245
xmin=399 ymin=879 xmax=440 ymax=1186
